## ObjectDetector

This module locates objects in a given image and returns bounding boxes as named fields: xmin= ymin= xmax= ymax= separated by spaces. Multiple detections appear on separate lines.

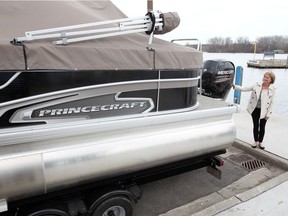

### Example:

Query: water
xmin=203 ymin=53 xmax=288 ymax=116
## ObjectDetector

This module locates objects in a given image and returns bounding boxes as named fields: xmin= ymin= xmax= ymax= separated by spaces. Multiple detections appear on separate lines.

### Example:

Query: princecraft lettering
xmin=38 ymin=102 xmax=147 ymax=117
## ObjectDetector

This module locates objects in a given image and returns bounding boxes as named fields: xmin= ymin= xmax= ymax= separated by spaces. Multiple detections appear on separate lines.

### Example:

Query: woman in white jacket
xmin=232 ymin=72 xmax=276 ymax=149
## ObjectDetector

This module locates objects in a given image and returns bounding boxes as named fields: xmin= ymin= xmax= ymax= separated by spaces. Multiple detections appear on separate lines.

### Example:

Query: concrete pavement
xmin=211 ymin=108 xmax=288 ymax=216
xmin=160 ymin=107 xmax=288 ymax=216
xmin=215 ymin=174 xmax=288 ymax=215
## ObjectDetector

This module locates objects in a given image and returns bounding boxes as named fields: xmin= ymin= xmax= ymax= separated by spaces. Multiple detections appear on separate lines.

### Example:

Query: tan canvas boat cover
xmin=0 ymin=0 xmax=202 ymax=71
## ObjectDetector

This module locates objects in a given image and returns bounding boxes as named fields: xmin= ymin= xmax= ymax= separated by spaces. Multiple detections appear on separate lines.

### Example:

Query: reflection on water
xmin=203 ymin=53 xmax=288 ymax=116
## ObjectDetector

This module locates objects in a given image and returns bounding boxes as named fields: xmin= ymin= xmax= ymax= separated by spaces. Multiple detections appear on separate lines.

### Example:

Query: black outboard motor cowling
xmin=201 ymin=60 xmax=235 ymax=100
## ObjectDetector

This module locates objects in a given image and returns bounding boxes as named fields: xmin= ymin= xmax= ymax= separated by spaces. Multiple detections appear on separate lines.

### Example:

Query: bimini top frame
xmin=12 ymin=11 xmax=163 ymax=47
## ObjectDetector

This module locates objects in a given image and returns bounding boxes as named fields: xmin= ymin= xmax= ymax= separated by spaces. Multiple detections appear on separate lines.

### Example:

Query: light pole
xmin=147 ymin=0 xmax=153 ymax=12
xmin=253 ymin=42 xmax=257 ymax=59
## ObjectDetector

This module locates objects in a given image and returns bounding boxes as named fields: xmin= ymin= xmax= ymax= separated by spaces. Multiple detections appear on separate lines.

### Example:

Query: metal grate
xmin=241 ymin=159 xmax=266 ymax=170
xmin=228 ymin=154 xmax=267 ymax=170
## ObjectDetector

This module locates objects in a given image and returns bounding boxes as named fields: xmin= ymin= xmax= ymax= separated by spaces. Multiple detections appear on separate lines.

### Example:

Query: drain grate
xmin=228 ymin=154 xmax=267 ymax=170
xmin=241 ymin=159 xmax=266 ymax=170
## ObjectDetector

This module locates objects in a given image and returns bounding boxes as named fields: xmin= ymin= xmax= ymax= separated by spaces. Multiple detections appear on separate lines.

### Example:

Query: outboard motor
xmin=201 ymin=60 xmax=235 ymax=100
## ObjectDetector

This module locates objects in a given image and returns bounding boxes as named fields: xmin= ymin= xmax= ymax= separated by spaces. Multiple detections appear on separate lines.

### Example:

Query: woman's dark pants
xmin=251 ymin=108 xmax=267 ymax=143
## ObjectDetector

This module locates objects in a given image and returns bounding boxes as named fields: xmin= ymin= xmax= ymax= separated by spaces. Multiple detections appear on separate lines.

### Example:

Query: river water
xmin=203 ymin=53 xmax=288 ymax=116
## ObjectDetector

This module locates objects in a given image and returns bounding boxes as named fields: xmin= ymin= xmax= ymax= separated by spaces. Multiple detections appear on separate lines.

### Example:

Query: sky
xmin=112 ymin=0 xmax=288 ymax=43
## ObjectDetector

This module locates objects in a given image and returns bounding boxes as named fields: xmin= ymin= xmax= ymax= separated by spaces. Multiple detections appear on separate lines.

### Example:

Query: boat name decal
xmin=30 ymin=93 xmax=154 ymax=119
xmin=38 ymin=102 xmax=147 ymax=117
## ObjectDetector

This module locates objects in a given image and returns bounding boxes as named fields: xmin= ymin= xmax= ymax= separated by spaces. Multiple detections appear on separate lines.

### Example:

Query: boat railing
xmin=171 ymin=38 xmax=202 ymax=51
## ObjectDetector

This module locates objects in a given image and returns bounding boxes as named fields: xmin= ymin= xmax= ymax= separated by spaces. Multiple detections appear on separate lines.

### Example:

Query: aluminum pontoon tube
xmin=0 ymin=117 xmax=235 ymax=202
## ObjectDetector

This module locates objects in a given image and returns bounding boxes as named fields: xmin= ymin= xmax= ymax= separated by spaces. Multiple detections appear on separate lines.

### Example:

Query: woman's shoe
xmin=259 ymin=143 xmax=265 ymax=150
xmin=251 ymin=143 xmax=257 ymax=148
xmin=251 ymin=142 xmax=259 ymax=148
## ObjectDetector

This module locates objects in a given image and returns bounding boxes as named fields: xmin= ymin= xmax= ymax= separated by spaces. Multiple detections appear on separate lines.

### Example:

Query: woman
xmin=232 ymin=72 xmax=276 ymax=149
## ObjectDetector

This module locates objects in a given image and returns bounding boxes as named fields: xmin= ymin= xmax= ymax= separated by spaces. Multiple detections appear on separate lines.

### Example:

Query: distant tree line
xmin=202 ymin=36 xmax=288 ymax=53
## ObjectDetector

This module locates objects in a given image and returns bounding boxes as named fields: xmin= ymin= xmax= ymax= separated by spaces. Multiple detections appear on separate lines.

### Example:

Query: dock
xmin=247 ymin=59 xmax=288 ymax=68
xmin=247 ymin=51 xmax=288 ymax=68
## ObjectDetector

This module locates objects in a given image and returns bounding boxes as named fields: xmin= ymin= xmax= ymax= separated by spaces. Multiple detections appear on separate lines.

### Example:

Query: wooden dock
xmin=247 ymin=51 xmax=288 ymax=68
xmin=247 ymin=59 xmax=288 ymax=68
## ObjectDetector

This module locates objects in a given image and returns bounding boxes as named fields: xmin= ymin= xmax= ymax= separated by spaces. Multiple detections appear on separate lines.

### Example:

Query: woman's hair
xmin=265 ymin=71 xmax=276 ymax=84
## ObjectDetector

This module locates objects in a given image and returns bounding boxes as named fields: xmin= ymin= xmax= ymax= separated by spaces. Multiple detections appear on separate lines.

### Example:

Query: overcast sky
xmin=112 ymin=0 xmax=288 ymax=43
